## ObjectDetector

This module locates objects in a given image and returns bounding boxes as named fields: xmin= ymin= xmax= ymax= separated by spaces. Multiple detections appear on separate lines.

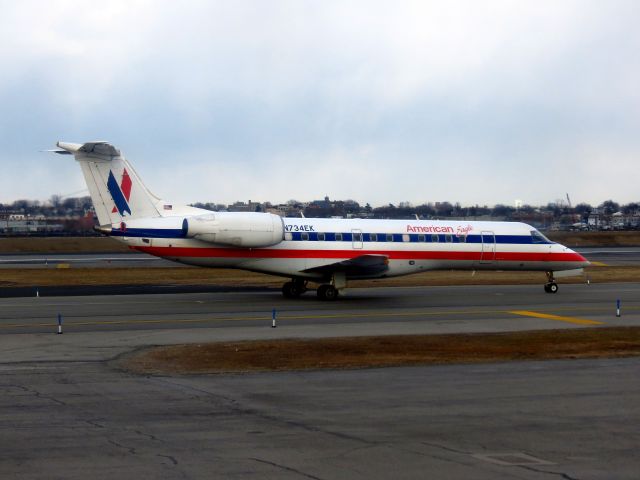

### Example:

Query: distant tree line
xmin=2 ymin=196 xmax=640 ymax=235
xmin=1 ymin=196 xmax=93 ymax=218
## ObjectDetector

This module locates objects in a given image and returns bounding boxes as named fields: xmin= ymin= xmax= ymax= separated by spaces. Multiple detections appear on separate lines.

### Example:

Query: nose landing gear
xmin=544 ymin=272 xmax=558 ymax=294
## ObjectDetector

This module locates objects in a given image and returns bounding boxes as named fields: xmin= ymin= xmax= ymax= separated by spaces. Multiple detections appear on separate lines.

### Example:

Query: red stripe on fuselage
xmin=134 ymin=246 xmax=587 ymax=264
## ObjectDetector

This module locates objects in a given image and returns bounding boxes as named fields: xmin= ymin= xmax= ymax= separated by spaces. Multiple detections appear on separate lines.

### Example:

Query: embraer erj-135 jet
xmin=52 ymin=141 xmax=590 ymax=300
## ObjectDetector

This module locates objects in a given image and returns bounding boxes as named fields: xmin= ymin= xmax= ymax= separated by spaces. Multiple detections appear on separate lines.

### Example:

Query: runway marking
xmin=509 ymin=310 xmax=603 ymax=326
xmin=590 ymin=261 xmax=609 ymax=267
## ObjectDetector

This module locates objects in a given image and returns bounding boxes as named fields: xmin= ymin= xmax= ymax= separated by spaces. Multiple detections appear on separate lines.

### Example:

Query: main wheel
xmin=293 ymin=279 xmax=308 ymax=294
xmin=282 ymin=281 xmax=302 ymax=298
xmin=548 ymin=282 xmax=558 ymax=294
xmin=317 ymin=284 xmax=339 ymax=301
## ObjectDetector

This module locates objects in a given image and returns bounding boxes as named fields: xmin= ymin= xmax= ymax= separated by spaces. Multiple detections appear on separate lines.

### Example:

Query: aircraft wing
xmin=303 ymin=254 xmax=389 ymax=277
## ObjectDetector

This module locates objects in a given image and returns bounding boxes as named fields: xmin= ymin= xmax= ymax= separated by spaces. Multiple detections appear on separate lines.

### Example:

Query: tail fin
xmin=55 ymin=141 xmax=163 ymax=226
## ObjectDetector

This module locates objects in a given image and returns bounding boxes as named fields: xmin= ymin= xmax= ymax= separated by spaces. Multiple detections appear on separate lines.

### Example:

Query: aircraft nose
xmin=569 ymin=248 xmax=591 ymax=267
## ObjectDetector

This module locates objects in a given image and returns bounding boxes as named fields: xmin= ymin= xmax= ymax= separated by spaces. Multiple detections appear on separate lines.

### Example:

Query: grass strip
xmin=125 ymin=327 xmax=640 ymax=374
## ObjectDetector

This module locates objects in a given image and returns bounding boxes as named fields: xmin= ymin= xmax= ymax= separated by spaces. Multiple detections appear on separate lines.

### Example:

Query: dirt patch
xmin=124 ymin=327 xmax=640 ymax=374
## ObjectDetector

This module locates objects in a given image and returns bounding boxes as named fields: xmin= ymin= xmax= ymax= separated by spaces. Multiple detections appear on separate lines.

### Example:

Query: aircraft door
xmin=480 ymin=231 xmax=495 ymax=263
xmin=352 ymin=229 xmax=363 ymax=249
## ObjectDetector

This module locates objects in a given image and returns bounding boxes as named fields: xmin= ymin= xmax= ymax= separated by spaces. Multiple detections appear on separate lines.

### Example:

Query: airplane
xmin=51 ymin=141 xmax=590 ymax=300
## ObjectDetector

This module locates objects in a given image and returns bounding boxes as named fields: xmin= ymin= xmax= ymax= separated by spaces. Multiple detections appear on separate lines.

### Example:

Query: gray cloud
xmin=1 ymin=0 xmax=638 ymax=206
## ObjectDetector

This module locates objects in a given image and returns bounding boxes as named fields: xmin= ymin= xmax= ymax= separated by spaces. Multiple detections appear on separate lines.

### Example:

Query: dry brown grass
xmin=0 ymin=236 xmax=129 ymax=254
xmin=0 ymin=267 xmax=281 ymax=287
xmin=124 ymin=327 xmax=640 ymax=374
xmin=0 ymin=265 xmax=637 ymax=288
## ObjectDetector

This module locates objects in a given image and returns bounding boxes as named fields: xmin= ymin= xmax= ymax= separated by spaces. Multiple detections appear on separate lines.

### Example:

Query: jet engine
xmin=183 ymin=212 xmax=284 ymax=248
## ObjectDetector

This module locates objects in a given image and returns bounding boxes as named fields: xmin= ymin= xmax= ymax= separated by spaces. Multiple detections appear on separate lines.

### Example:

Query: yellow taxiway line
xmin=509 ymin=310 xmax=603 ymax=326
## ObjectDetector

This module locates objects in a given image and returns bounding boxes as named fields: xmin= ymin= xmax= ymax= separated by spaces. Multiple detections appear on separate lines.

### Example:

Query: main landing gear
xmin=282 ymin=279 xmax=308 ymax=298
xmin=316 ymin=284 xmax=339 ymax=301
xmin=281 ymin=273 xmax=344 ymax=301
xmin=544 ymin=271 xmax=558 ymax=294
xmin=316 ymin=272 xmax=345 ymax=301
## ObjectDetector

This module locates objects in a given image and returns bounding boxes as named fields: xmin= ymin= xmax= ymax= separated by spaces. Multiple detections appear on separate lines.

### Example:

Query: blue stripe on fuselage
xmin=109 ymin=228 xmax=551 ymax=245
xmin=110 ymin=228 xmax=186 ymax=238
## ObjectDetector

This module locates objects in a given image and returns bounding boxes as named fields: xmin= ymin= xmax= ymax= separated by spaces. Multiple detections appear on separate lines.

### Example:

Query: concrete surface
xmin=1 ymin=356 xmax=638 ymax=479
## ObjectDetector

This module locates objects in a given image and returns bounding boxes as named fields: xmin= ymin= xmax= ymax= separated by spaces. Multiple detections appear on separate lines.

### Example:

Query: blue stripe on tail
xmin=107 ymin=171 xmax=131 ymax=216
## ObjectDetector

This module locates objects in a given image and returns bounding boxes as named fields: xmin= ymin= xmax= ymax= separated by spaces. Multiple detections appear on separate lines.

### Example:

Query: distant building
xmin=611 ymin=212 xmax=625 ymax=230
xmin=227 ymin=200 xmax=262 ymax=212
xmin=1 ymin=217 xmax=63 ymax=234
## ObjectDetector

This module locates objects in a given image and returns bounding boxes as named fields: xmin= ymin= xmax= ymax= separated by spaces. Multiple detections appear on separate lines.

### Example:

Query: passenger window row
xmin=285 ymin=232 xmax=465 ymax=243
xmin=283 ymin=231 xmax=548 ymax=245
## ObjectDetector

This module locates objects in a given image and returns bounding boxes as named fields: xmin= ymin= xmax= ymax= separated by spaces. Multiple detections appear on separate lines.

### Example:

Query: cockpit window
xmin=530 ymin=230 xmax=551 ymax=244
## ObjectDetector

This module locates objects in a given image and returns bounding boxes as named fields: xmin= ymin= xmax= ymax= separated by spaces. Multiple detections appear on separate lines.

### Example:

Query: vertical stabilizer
xmin=55 ymin=141 xmax=162 ymax=226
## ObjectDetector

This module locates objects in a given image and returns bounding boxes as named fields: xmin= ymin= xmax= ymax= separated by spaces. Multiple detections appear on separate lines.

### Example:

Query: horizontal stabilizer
xmin=56 ymin=141 xmax=120 ymax=158
xmin=42 ymin=149 xmax=72 ymax=155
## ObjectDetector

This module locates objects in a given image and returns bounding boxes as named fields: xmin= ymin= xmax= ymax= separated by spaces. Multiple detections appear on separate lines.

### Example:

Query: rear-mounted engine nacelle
xmin=183 ymin=212 xmax=284 ymax=248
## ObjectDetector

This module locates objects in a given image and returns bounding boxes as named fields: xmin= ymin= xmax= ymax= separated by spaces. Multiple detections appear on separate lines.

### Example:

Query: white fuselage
xmin=111 ymin=214 xmax=589 ymax=281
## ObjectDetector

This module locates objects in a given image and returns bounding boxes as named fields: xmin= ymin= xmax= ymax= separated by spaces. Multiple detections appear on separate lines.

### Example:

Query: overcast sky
xmin=1 ymin=0 xmax=638 ymax=208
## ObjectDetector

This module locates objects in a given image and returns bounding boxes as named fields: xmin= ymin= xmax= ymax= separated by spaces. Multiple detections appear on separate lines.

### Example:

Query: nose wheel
xmin=544 ymin=271 xmax=558 ymax=293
